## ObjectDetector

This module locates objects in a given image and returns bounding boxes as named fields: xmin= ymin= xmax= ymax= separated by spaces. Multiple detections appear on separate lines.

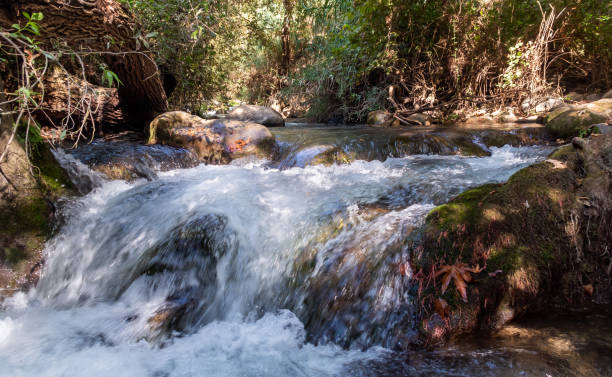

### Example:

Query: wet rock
xmin=148 ymin=111 xmax=276 ymax=163
xmin=477 ymin=127 xmax=554 ymax=148
xmin=227 ymin=105 xmax=285 ymax=127
xmin=545 ymin=106 xmax=608 ymax=139
xmin=66 ymin=137 xmax=199 ymax=181
xmin=367 ymin=110 xmax=393 ymax=127
xmin=145 ymin=292 xmax=197 ymax=341
xmin=134 ymin=214 xmax=239 ymax=339
xmin=307 ymin=146 xmax=351 ymax=166
xmin=592 ymin=124 xmax=612 ymax=135
xmin=393 ymin=133 xmax=490 ymax=157
xmin=290 ymin=206 xmax=420 ymax=348
xmin=417 ymin=133 xmax=612 ymax=343
xmin=280 ymin=145 xmax=352 ymax=168
xmin=1 ymin=144 xmax=75 ymax=299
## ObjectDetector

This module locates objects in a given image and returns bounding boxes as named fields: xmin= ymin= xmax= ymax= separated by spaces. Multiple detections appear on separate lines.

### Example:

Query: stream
xmin=1 ymin=125 xmax=610 ymax=376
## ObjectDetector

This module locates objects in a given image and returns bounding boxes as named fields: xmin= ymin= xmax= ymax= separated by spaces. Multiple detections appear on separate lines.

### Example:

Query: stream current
xmin=1 ymin=126 xmax=608 ymax=376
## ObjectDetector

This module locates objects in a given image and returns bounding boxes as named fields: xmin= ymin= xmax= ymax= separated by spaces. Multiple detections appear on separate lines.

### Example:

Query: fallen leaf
xmin=434 ymin=262 xmax=483 ymax=302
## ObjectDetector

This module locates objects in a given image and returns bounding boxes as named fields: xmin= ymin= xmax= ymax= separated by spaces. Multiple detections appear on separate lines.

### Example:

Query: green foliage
xmin=118 ymin=0 xmax=609 ymax=120
xmin=119 ymin=0 xmax=278 ymax=109
xmin=10 ymin=11 xmax=44 ymax=39
xmin=101 ymin=66 xmax=123 ymax=88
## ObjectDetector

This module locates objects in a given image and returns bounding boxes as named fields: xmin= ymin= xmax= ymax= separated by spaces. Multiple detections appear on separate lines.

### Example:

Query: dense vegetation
xmin=121 ymin=0 xmax=611 ymax=121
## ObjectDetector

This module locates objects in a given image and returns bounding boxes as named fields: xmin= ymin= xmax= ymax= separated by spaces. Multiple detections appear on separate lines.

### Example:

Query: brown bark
xmin=41 ymin=65 xmax=126 ymax=133
xmin=280 ymin=0 xmax=294 ymax=76
xmin=0 ymin=0 xmax=168 ymax=128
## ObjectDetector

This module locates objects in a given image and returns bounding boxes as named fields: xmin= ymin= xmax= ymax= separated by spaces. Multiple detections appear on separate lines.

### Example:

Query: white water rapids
xmin=0 ymin=144 xmax=553 ymax=376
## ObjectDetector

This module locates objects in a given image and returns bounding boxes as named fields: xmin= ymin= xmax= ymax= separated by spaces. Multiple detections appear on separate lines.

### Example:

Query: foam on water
xmin=0 ymin=145 xmax=552 ymax=376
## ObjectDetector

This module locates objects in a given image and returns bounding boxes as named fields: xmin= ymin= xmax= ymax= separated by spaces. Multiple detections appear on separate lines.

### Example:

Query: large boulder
xmin=416 ymin=133 xmax=612 ymax=343
xmin=148 ymin=111 xmax=275 ymax=163
xmin=545 ymin=106 xmax=608 ymax=139
xmin=226 ymin=105 xmax=285 ymax=127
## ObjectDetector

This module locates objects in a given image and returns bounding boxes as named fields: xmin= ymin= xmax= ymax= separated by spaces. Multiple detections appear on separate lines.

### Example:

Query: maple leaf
xmin=434 ymin=262 xmax=482 ymax=302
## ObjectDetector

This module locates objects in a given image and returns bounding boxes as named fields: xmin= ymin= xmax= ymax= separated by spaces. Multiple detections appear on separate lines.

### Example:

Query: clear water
xmin=3 ymin=130 xmax=592 ymax=376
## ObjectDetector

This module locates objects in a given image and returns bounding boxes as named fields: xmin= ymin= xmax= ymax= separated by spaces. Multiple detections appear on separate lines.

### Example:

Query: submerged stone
xmin=478 ymin=127 xmax=554 ymax=148
xmin=135 ymin=214 xmax=239 ymax=339
xmin=66 ymin=136 xmax=199 ymax=181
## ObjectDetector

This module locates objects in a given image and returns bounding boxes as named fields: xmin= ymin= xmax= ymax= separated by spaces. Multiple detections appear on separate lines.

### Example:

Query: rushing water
xmin=4 ymin=126 xmax=605 ymax=376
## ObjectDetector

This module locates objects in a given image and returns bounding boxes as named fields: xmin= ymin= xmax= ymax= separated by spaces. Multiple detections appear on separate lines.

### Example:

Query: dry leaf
xmin=434 ymin=262 xmax=483 ymax=302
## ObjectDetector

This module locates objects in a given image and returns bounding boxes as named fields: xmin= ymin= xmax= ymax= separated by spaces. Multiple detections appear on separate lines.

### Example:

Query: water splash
xmin=2 ymin=142 xmax=556 ymax=376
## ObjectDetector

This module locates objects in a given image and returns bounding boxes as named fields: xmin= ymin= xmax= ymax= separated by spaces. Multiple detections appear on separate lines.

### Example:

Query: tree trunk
xmin=0 ymin=0 xmax=168 ymax=128
xmin=41 ymin=65 xmax=127 ymax=134
xmin=280 ymin=0 xmax=294 ymax=76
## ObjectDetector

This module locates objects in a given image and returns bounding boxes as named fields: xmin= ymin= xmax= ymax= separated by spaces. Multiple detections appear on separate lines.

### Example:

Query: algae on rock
xmin=416 ymin=133 xmax=612 ymax=343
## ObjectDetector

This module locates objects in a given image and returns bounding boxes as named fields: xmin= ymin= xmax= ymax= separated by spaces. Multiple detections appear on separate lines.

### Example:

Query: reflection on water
xmin=346 ymin=310 xmax=612 ymax=377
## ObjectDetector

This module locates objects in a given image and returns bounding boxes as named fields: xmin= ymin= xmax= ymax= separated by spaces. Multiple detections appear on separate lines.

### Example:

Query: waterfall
xmin=1 ymin=136 xmax=554 ymax=376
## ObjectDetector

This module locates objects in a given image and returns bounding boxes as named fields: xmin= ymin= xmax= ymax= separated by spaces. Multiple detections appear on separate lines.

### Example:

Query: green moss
xmin=548 ymin=145 xmax=576 ymax=161
xmin=546 ymin=108 xmax=607 ymax=139
xmin=426 ymin=183 xmax=499 ymax=229
xmin=487 ymin=246 xmax=525 ymax=273
xmin=309 ymin=147 xmax=351 ymax=166
xmin=2 ymin=134 xmax=75 ymax=297
xmin=16 ymin=124 xmax=75 ymax=198
xmin=31 ymin=145 xmax=76 ymax=198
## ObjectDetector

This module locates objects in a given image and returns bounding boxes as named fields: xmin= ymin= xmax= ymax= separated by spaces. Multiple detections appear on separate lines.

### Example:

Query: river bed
xmin=1 ymin=126 xmax=609 ymax=376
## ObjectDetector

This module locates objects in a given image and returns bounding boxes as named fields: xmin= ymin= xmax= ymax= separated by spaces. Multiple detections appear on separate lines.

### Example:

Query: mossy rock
xmin=479 ymin=128 xmax=553 ymax=148
xmin=585 ymin=98 xmax=612 ymax=117
xmin=1 ymin=143 xmax=75 ymax=298
xmin=392 ymin=133 xmax=490 ymax=157
xmin=546 ymin=107 xmax=608 ymax=139
xmin=452 ymin=137 xmax=491 ymax=156
xmin=308 ymin=146 xmax=351 ymax=166
xmin=418 ymin=133 xmax=612 ymax=342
